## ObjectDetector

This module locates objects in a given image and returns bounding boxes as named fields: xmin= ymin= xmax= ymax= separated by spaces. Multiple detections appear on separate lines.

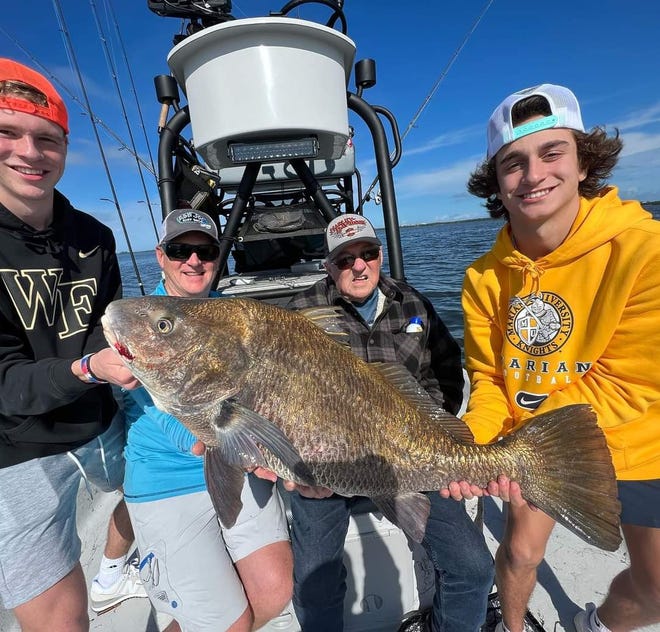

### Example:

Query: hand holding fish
xmin=246 ymin=464 xmax=334 ymax=498
xmin=440 ymin=476 xmax=534 ymax=510
xmin=190 ymin=441 xmax=283 ymax=481
xmin=486 ymin=476 xmax=530 ymax=508
xmin=281 ymin=479 xmax=334 ymax=499
xmin=440 ymin=480 xmax=486 ymax=501
xmin=74 ymin=347 xmax=141 ymax=389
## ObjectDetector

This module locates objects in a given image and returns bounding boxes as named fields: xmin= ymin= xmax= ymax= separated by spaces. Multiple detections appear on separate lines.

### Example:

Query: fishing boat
xmin=0 ymin=1 xmax=654 ymax=631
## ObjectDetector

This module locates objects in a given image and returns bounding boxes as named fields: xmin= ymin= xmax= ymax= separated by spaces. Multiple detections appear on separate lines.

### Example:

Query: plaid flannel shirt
xmin=287 ymin=275 xmax=464 ymax=414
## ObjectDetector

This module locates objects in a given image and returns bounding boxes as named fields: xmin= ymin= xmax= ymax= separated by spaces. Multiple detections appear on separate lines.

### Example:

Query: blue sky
xmin=3 ymin=1 xmax=660 ymax=252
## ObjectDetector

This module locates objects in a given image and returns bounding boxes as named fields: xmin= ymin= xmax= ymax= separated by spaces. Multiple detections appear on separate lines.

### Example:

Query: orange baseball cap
xmin=0 ymin=58 xmax=69 ymax=134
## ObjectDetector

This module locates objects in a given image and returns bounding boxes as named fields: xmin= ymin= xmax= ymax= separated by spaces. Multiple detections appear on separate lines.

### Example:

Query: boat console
xmin=149 ymin=0 xmax=405 ymax=304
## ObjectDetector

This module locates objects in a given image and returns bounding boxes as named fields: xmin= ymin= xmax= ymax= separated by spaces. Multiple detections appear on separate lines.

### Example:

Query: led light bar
xmin=228 ymin=137 xmax=319 ymax=164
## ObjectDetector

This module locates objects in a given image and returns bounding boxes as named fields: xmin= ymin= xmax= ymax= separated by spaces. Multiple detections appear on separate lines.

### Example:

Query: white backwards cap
xmin=486 ymin=84 xmax=585 ymax=160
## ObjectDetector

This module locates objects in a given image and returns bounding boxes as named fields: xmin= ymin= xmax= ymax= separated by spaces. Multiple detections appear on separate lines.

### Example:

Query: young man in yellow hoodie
xmin=457 ymin=84 xmax=660 ymax=632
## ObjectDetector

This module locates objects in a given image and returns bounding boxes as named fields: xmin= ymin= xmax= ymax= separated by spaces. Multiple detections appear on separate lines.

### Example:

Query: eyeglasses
xmin=331 ymin=246 xmax=381 ymax=270
xmin=162 ymin=242 xmax=220 ymax=262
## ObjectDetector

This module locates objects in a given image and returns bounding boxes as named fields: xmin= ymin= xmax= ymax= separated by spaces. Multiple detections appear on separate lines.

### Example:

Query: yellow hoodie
xmin=462 ymin=188 xmax=660 ymax=480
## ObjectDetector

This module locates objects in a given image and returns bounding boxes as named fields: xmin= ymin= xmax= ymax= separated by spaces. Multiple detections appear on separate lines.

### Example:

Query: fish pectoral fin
xmin=204 ymin=447 xmax=245 ymax=528
xmin=211 ymin=400 xmax=269 ymax=469
xmin=373 ymin=492 xmax=431 ymax=544
xmin=213 ymin=400 xmax=316 ymax=486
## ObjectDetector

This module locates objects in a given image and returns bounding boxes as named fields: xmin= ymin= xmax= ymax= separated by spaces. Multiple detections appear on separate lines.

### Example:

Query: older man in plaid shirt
xmin=285 ymin=214 xmax=494 ymax=632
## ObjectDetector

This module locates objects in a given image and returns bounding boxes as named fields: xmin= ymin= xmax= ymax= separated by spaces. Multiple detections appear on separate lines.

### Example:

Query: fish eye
xmin=156 ymin=318 xmax=173 ymax=334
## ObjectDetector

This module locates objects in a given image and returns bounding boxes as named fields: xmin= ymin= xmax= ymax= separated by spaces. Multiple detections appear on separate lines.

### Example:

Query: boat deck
xmin=2 ymin=484 xmax=656 ymax=632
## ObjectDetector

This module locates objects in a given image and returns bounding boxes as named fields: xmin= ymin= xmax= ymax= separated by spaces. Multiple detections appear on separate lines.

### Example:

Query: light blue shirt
xmin=352 ymin=289 xmax=379 ymax=327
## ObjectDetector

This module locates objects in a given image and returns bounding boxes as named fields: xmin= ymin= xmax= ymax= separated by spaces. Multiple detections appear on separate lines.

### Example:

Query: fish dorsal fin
xmin=373 ymin=363 xmax=434 ymax=402
xmin=428 ymin=410 xmax=474 ymax=444
xmin=298 ymin=306 xmax=350 ymax=345
xmin=373 ymin=363 xmax=474 ymax=444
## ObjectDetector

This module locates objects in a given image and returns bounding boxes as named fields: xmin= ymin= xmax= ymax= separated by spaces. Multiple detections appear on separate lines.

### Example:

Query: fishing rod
xmin=51 ymin=0 xmax=146 ymax=295
xmin=105 ymin=0 xmax=159 ymax=178
xmin=89 ymin=0 xmax=160 ymax=239
xmin=0 ymin=24 xmax=156 ymax=178
xmin=360 ymin=0 xmax=496 ymax=206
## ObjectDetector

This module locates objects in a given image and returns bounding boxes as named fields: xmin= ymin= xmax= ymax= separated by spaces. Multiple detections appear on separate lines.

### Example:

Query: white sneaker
xmin=574 ymin=603 xmax=611 ymax=632
xmin=89 ymin=560 xmax=148 ymax=613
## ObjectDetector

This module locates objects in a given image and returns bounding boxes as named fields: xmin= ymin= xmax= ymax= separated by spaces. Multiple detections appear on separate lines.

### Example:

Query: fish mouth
xmin=113 ymin=340 xmax=135 ymax=361
xmin=101 ymin=316 xmax=135 ymax=362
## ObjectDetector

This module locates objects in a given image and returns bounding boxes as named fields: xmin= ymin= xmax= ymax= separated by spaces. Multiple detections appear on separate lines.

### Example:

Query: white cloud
xmin=611 ymin=102 xmax=660 ymax=132
xmin=402 ymin=125 xmax=482 ymax=157
xmin=619 ymin=130 xmax=660 ymax=157
xmin=394 ymin=157 xmax=481 ymax=198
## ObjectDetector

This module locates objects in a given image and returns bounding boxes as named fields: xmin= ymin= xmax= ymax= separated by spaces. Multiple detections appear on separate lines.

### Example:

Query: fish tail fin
xmin=505 ymin=404 xmax=622 ymax=551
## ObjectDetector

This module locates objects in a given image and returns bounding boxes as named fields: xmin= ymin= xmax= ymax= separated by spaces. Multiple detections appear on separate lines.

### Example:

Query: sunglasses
xmin=162 ymin=242 xmax=220 ymax=262
xmin=331 ymin=246 xmax=381 ymax=270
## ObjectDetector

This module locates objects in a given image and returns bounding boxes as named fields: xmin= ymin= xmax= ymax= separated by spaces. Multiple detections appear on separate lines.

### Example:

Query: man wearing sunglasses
xmin=284 ymin=213 xmax=494 ymax=632
xmin=89 ymin=215 xmax=227 ymax=616
xmin=115 ymin=209 xmax=293 ymax=632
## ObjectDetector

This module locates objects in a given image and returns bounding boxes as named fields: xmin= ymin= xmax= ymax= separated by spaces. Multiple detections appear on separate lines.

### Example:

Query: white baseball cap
xmin=325 ymin=214 xmax=381 ymax=260
xmin=486 ymin=84 xmax=585 ymax=159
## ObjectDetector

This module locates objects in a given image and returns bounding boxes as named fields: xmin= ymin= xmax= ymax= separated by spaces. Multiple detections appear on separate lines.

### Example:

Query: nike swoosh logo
xmin=515 ymin=392 xmax=548 ymax=410
xmin=79 ymin=246 xmax=100 ymax=259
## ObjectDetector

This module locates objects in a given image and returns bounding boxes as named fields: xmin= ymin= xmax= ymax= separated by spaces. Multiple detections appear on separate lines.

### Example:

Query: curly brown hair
xmin=467 ymin=95 xmax=623 ymax=219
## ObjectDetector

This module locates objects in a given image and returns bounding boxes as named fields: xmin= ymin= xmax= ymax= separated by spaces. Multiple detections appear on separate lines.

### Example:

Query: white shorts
xmin=0 ymin=410 xmax=126 ymax=609
xmin=127 ymin=474 xmax=289 ymax=631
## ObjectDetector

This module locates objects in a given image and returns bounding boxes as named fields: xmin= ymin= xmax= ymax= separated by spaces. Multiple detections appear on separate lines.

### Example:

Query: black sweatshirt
xmin=0 ymin=190 xmax=121 ymax=468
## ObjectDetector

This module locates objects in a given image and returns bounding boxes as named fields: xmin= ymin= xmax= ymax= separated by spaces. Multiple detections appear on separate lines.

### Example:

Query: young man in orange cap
xmin=0 ymin=58 xmax=140 ymax=631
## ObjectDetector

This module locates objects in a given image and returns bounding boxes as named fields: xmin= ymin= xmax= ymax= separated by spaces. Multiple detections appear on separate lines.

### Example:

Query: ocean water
xmin=380 ymin=219 xmax=503 ymax=347
xmin=119 ymin=205 xmax=660 ymax=349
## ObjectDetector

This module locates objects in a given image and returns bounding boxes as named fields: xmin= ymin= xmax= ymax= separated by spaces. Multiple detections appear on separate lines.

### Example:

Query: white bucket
xmin=167 ymin=17 xmax=356 ymax=169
